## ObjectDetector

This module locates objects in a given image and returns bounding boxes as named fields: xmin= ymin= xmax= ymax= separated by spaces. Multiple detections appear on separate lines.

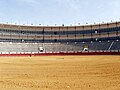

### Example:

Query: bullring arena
xmin=0 ymin=22 xmax=119 ymax=90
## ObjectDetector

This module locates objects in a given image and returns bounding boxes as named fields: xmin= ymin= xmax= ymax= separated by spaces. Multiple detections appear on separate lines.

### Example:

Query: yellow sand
xmin=0 ymin=56 xmax=120 ymax=90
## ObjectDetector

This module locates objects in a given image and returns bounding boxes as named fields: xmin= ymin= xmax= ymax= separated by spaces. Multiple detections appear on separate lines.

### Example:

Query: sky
xmin=0 ymin=0 xmax=120 ymax=26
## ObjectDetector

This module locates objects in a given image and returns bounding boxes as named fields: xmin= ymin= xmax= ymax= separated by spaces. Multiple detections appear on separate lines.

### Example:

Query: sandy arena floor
xmin=0 ymin=56 xmax=120 ymax=90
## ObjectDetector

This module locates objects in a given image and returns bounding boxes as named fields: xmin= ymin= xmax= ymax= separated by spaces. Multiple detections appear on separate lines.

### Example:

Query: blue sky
xmin=0 ymin=0 xmax=120 ymax=26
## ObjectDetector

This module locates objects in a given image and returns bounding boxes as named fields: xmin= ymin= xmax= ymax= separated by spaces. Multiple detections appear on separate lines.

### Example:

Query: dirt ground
xmin=0 ymin=56 xmax=120 ymax=90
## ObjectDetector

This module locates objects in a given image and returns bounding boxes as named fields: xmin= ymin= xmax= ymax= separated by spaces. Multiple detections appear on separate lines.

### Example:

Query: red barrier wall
xmin=0 ymin=52 xmax=119 ymax=56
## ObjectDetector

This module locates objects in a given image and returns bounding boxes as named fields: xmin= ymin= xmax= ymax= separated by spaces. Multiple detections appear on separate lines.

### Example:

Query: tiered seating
xmin=0 ymin=23 xmax=119 ymax=53
xmin=110 ymin=41 xmax=120 ymax=50
xmin=0 ymin=25 xmax=119 ymax=43
xmin=0 ymin=41 xmax=119 ymax=53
